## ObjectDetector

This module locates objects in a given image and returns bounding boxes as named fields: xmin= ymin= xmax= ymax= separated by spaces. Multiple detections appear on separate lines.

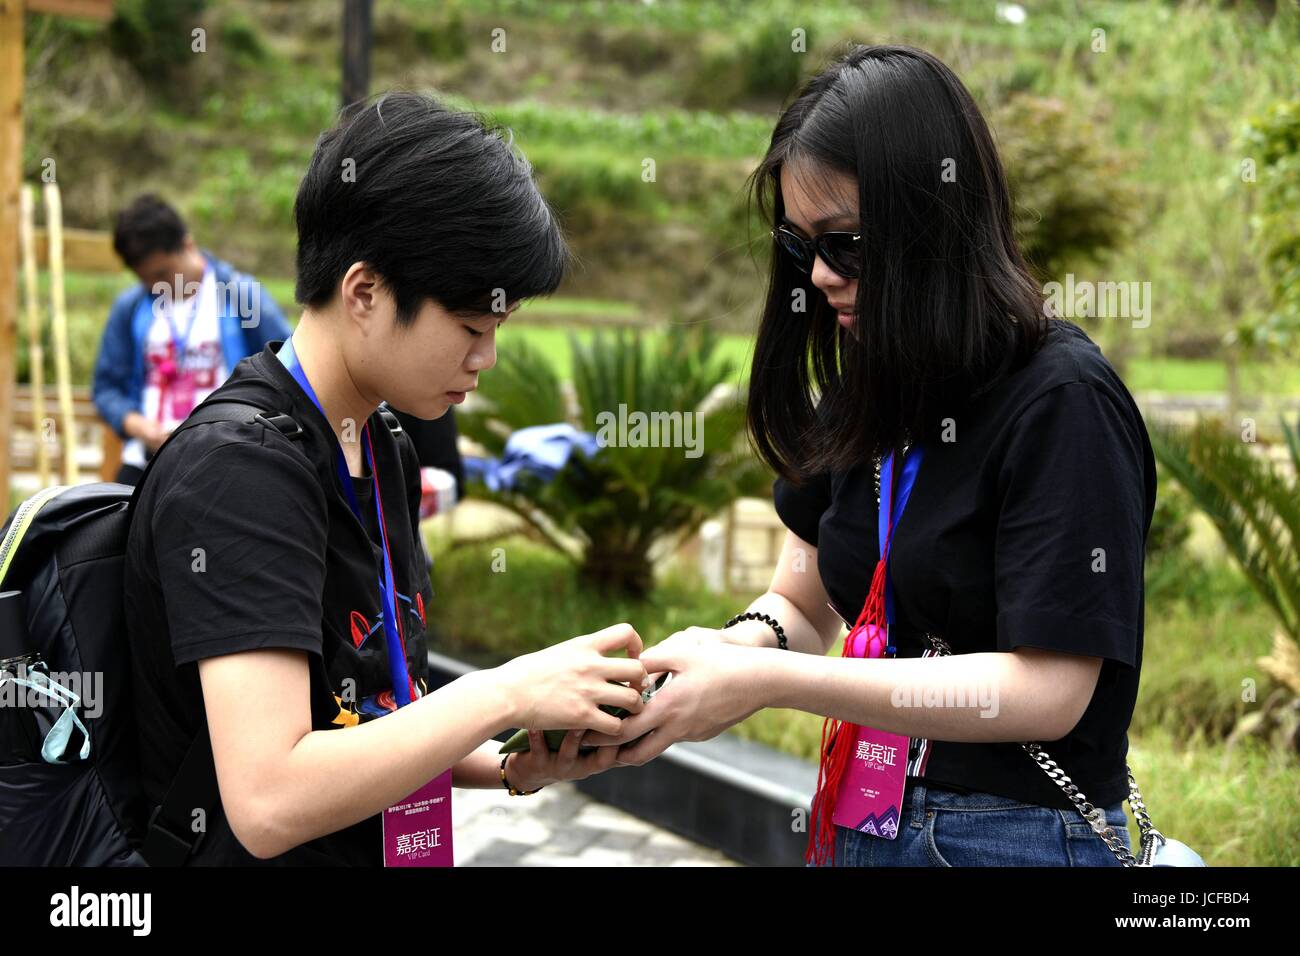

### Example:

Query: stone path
xmin=452 ymin=782 xmax=738 ymax=867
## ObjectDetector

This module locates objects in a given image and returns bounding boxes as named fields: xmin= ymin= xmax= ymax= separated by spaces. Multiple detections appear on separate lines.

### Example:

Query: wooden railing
xmin=10 ymin=383 xmax=122 ymax=483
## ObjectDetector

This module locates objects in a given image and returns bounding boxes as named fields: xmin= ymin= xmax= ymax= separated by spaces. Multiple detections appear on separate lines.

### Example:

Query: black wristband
xmin=500 ymin=754 xmax=541 ymax=796
xmin=723 ymin=612 xmax=788 ymax=650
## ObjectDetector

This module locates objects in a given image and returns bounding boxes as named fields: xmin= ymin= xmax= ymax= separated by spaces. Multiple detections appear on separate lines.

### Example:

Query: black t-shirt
xmin=390 ymin=406 xmax=465 ymax=500
xmin=125 ymin=341 xmax=435 ymax=865
xmin=773 ymin=319 xmax=1155 ymax=812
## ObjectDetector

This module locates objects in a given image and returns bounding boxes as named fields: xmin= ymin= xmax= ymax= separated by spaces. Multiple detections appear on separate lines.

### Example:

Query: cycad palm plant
xmin=1149 ymin=415 xmax=1300 ymax=749
xmin=458 ymin=325 xmax=769 ymax=597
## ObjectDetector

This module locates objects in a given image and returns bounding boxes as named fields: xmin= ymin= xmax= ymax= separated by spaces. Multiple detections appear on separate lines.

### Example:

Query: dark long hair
xmin=747 ymin=44 xmax=1048 ymax=483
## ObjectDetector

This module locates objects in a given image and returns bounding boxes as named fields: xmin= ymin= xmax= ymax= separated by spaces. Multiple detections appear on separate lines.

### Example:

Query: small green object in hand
xmin=498 ymin=672 xmax=672 ymax=754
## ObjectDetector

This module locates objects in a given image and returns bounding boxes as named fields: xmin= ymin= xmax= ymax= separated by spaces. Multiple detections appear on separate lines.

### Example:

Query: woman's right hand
xmin=493 ymin=623 xmax=648 ymax=737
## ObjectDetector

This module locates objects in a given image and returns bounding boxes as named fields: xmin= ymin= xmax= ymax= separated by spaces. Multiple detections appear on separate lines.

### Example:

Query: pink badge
xmin=832 ymin=622 xmax=909 ymax=839
xmin=169 ymin=373 xmax=197 ymax=420
xmin=831 ymin=725 xmax=909 ymax=839
xmin=382 ymin=770 xmax=454 ymax=866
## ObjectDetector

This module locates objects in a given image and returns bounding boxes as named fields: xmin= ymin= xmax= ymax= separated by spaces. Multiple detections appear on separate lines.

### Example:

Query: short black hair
xmin=112 ymin=194 xmax=187 ymax=269
xmin=294 ymin=91 xmax=569 ymax=324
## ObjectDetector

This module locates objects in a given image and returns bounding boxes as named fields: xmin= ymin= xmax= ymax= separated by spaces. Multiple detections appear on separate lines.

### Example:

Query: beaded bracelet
xmin=723 ymin=611 xmax=788 ymax=650
xmin=500 ymin=754 xmax=542 ymax=796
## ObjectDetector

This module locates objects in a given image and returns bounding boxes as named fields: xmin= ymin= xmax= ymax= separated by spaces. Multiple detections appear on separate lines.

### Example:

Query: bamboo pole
xmin=43 ymin=181 xmax=78 ymax=485
xmin=19 ymin=185 xmax=50 ymax=486
xmin=0 ymin=0 xmax=23 ymax=505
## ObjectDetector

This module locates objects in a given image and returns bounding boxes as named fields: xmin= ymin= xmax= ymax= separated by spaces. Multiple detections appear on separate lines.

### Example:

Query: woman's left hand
xmin=502 ymin=728 xmax=626 ymax=792
xmin=579 ymin=641 xmax=768 ymax=766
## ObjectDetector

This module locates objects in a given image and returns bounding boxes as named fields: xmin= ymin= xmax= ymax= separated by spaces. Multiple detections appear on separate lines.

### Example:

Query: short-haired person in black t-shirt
xmin=125 ymin=93 xmax=647 ymax=865
xmin=581 ymin=46 xmax=1156 ymax=867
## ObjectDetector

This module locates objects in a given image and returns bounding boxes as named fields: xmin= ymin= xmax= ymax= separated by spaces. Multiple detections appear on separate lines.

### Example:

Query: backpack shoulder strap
xmin=376 ymin=402 xmax=404 ymax=438
xmin=126 ymin=400 xmax=303 ymax=513
xmin=169 ymin=399 xmax=304 ymax=446
xmin=137 ymin=399 xmax=303 ymax=866
xmin=141 ymin=727 xmax=218 ymax=866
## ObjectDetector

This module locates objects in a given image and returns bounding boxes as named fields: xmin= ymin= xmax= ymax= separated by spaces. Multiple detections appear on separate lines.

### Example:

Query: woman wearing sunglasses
xmin=584 ymin=44 xmax=1155 ymax=867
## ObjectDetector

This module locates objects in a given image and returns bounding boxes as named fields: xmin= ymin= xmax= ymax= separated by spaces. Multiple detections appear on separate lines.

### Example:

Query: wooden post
xmin=0 ymin=0 xmax=23 ymax=506
xmin=2 ymin=1 xmax=114 ymax=503
xmin=340 ymin=0 xmax=372 ymax=114
xmin=44 ymin=182 xmax=78 ymax=484
xmin=19 ymin=185 xmax=49 ymax=487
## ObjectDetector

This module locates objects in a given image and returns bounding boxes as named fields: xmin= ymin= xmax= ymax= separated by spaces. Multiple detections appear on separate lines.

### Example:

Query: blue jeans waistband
xmin=902 ymin=780 xmax=1126 ymax=830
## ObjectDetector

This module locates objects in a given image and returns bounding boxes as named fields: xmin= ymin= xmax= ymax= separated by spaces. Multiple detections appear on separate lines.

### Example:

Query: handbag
xmin=924 ymin=632 xmax=1206 ymax=867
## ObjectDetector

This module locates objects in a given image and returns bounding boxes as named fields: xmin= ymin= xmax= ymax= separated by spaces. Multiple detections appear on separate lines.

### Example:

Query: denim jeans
xmin=810 ymin=782 xmax=1131 ymax=867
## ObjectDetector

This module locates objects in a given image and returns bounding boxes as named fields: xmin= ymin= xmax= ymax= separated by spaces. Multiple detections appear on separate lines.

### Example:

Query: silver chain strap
xmin=925 ymin=633 xmax=1161 ymax=867
xmin=876 ymin=451 xmax=1164 ymax=867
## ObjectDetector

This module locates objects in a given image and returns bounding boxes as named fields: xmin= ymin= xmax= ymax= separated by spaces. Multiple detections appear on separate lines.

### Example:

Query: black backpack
xmin=0 ymin=397 xmax=407 ymax=866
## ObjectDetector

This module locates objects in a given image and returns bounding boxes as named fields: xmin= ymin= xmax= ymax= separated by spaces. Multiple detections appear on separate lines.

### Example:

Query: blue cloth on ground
xmin=464 ymin=423 xmax=600 ymax=492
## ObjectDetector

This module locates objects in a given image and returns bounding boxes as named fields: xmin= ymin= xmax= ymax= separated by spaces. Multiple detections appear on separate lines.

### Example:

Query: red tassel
xmin=806 ymin=451 xmax=903 ymax=866
xmin=805 ymin=548 xmax=891 ymax=866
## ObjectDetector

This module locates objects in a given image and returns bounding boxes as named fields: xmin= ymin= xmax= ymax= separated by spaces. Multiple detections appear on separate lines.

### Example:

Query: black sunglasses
xmin=771 ymin=223 xmax=863 ymax=279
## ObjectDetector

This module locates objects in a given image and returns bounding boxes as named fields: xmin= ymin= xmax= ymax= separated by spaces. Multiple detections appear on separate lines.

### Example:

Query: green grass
xmin=1126 ymin=357 xmax=1300 ymax=395
xmin=439 ymin=95 xmax=775 ymax=162
xmin=518 ymin=297 xmax=641 ymax=320
xmin=1124 ymin=549 xmax=1278 ymax=743
xmin=1121 ymin=725 xmax=1300 ymax=867
xmin=424 ymin=531 xmax=746 ymax=661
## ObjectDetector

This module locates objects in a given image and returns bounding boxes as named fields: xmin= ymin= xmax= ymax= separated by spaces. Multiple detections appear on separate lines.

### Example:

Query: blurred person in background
xmin=92 ymin=194 xmax=292 ymax=485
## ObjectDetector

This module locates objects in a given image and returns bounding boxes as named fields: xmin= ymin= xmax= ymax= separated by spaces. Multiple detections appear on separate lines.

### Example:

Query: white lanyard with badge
xmin=155 ymin=274 xmax=206 ymax=422
xmin=277 ymin=337 xmax=453 ymax=867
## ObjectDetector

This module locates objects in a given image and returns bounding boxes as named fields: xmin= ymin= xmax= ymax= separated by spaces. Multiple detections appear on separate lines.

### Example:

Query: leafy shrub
xmin=994 ymin=95 xmax=1139 ymax=280
xmin=1241 ymin=96 xmax=1300 ymax=355
xmin=1146 ymin=470 xmax=1194 ymax=566
xmin=219 ymin=12 xmax=267 ymax=66
xmin=458 ymin=325 xmax=770 ymax=596
xmin=107 ymin=0 xmax=209 ymax=84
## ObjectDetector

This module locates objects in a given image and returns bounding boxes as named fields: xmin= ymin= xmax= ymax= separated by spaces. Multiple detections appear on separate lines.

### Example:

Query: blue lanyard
xmin=877 ymin=444 xmax=924 ymax=627
xmin=276 ymin=337 xmax=414 ymax=709
xmin=160 ymin=277 xmax=202 ymax=363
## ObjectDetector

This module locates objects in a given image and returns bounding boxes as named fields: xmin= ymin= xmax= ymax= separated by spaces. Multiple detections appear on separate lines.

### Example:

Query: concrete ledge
xmin=426 ymin=649 xmax=815 ymax=867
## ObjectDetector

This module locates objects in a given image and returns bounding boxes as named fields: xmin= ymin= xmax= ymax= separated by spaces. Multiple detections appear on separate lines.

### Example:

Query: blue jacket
xmin=91 ymin=251 xmax=293 ymax=438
